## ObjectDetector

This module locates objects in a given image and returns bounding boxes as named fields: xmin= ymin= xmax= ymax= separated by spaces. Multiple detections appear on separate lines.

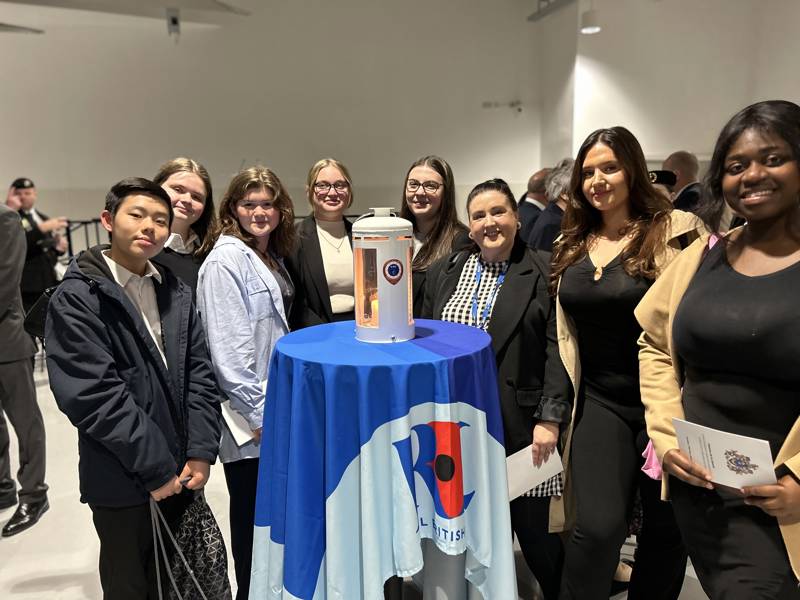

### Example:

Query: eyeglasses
xmin=314 ymin=181 xmax=349 ymax=194
xmin=406 ymin=180 xmax=443 ymax=194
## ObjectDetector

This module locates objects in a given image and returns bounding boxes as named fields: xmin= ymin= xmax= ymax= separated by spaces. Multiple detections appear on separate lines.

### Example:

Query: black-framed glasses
xmin=406 ymin=180 xmax=442 ymax=194
xmin=314 ymin=181 xmax=349 ymax=194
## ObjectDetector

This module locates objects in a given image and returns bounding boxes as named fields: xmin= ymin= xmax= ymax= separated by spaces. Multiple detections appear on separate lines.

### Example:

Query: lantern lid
xmin=352 ymin=207 xmax=412 ymax=235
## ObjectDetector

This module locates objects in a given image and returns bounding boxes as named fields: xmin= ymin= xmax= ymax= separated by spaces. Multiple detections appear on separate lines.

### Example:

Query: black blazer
xmin=286 ymin=216 xmax=353 ymax=329
xmin=19 ymin=209 xmax=61 ymax=295
xmin=422 ymin=238 xmax=572 ymax=455
xmin=411 ymin=228 xmax=471 ymax=318
xmin=673 ymin=182 xmax=701 ymax=213
xmin=0 ymin=207 xmax=37 ymax=361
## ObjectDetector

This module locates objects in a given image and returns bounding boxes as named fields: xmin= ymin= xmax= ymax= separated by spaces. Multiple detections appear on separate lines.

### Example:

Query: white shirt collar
xmin=165 ymin=231 xmax=199 ymax=254
xmin=102 ymin=250 xmax=162 ymax=288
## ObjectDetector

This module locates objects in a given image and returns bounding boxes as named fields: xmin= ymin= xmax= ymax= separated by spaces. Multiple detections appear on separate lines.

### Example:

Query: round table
xmin=250 ymin=319 xmax=518 ymax=599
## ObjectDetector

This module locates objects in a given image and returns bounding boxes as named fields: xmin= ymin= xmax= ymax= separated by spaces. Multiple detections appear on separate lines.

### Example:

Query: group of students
xmin=43 ymin=97 xmax=800 ymax=600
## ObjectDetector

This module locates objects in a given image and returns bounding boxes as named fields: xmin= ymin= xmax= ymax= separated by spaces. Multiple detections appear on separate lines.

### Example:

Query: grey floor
xmin=0 ymin=361 xmax=709 ymax=599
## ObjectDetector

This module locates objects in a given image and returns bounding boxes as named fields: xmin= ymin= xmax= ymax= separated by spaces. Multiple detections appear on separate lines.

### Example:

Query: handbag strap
xmin=150 ymin=496 xmax=209 ymax=600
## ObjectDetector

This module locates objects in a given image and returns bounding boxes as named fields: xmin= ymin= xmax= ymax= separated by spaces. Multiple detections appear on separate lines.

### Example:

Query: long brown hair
xmin=200 ymin=166 xmax=296 ymax=268
xmin=153 ymin=157 xmax=215 ymax=256
xmin=550 ymin=127 xmax=672 ymax=294
xmin=399 ymin=155 xmax=468 ymax=271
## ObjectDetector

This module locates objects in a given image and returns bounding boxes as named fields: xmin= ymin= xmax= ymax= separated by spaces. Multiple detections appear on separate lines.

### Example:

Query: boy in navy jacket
xmin=46 ymin=178 xmax=222 ymax=599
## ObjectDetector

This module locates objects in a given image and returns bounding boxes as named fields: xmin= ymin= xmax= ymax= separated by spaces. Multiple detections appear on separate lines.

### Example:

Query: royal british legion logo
xmin=394 ymin=421 xmax=474 ymax=543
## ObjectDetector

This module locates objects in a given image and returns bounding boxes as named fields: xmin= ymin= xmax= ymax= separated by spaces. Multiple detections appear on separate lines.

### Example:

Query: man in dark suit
xmin=0 ymin=204 xmax=48 ymax=536
xmin=518 ymin=168 xmax=551 ymax=243
xmin=663 ymin=151 xmax=701 ymax=213
xmin=8 ymin=178 xmax=68 ymax=312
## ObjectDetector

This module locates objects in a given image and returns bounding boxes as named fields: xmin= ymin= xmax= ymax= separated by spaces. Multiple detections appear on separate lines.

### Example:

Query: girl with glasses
xmin=400 ymin=155 xmax=469 ymax=317
xmin=286 ymin=158 xmax=355 ymax=329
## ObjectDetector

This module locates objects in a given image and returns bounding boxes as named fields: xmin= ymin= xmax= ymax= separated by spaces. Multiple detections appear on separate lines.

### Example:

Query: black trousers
xmin=90 ymin=492 xmax=192 ymax=600
xmin=560 ymin=399 xmax=687 ymax=600
xmin=223 ymin=458 xmax=259 ymax=600
xmin=0 ymin=358 xmax=47 ymax=502
xmin=511 ymin=495 xmax=564 ymax=600
xmin=671 ymin=477 xmax=800 ymax=599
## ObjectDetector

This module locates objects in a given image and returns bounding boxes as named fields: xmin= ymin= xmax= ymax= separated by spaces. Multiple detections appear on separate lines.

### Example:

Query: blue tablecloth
xmin=250 ymin=319 xmax=517 ymax=599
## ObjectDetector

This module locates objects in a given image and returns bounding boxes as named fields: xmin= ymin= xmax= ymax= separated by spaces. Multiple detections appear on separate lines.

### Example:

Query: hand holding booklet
xmin=672 ymin=418 xmax=777 ymax=489
xmin=507 ymin=445 xmax=564 ymax=501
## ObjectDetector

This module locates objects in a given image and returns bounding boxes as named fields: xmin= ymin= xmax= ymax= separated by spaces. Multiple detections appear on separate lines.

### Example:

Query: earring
xmin=516 ymin=221 xmax=521 ymax=230
xmin=468 ymin=232 xmax=474 ymax=240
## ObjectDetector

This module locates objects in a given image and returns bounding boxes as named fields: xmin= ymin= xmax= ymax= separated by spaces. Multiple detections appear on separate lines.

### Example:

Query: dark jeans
xmin=512 ymin=495 xmax=564 ymax=600
xmin=223 ymin=458 xmax=259 ymax=600
xmin=671 ymin=477 xmax=800 ymax=599
xmin=0 ymin=358 xmax=47 ymax=502
xmin=560 ymin=399 xmax=687 ymax=600
xmin=90 ymin=492 xmax=193 ymax=600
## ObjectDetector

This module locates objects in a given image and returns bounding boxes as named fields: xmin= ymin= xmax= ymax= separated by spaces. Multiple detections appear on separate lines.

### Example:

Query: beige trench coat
xmin=548 ymin=209 xmax=703 ymax=533
xmin=634 ymin=230 xmax=800 ymax=580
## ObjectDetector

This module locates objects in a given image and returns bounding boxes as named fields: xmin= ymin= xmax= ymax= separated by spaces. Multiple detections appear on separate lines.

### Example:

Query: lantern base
xmin=355 ymin=324 xmax=415 ymax=344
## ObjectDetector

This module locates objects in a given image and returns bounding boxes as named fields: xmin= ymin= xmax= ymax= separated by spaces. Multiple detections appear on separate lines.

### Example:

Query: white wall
xmin=572 ymin=0 xmax=800 ymax=161
xmin=0 ymin=0 xmax=542 ymax=223
xmin=534 ymin=0 xmax=578 ymax=166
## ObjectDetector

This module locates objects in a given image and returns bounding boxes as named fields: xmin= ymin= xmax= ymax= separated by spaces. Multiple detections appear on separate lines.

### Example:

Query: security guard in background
xmin=8 ymin=178 xmax=68 ymax=312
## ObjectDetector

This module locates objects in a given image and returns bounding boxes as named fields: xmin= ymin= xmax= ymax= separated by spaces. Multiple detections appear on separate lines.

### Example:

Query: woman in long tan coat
xmin=550 ymin=126 xmax=702 ymax=600
xmin=637 ymin=100 xmax=800 ymax=599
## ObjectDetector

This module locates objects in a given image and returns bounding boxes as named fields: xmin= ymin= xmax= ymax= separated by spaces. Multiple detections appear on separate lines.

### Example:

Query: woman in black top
xmin=286 ymin=158 xmax=355 ymax=329
xmin=424 ymin=179 xmax=571 ymax=600
xmin=400 ymin=155 xmax=469 ymax=316
xmin=551 ymin=127 xmax=697 ymax=600
xmin=151 ymin=157 xmax=215 ymax=295
xmin=639 ymin=100 xmax=800 ymax=599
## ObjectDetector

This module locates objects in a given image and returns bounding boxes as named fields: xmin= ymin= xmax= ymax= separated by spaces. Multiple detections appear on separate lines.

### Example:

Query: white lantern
xmin=352 ymin=208 xmax=415 ymax=343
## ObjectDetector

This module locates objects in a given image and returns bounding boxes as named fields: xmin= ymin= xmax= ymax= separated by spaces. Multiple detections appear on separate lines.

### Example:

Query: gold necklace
xmin=589 ymin=234 xmax=628 ymax=281
xmin=318 ymin=227 xmax=346 ymax=253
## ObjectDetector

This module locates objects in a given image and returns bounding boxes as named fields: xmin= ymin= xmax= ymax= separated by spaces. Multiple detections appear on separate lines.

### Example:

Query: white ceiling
xmin=0 ymin=0 xmax=251 ymax=29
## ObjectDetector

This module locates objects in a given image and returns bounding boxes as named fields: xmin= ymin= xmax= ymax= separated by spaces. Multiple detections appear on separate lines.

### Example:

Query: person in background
xmin=399 ymin=155 xmax=469 ymax=316
xmin=551 ymin=126 xmax=701 ymax=600
xmin=0 ymin=204 xmax=48 ymax=537
xmin=528 ymin=159 xmax=573 ymax=252
xmin=637 ymin=99 xmax=800 ymax=599
xmin=424 ymin=179 xmax=571 ymax=600
xmin=198 ymin=166 xmax=295 ymax=600
xmin=648 ymin=169 xmax=678 ymax=203
xmin=663 ymin=151 xmax=701 ymax=213
xmin=46 ymin=178 xmax=222 ymax=599
xmin=519 ymin=168 xmax=551 ymax=242
xmin=286 ymin=158 xmax=354 ymax=329
xmin=10 ymin=178 xmax=68 ymax=312
xmin=152 ymin=157 xmax=216 ymax=295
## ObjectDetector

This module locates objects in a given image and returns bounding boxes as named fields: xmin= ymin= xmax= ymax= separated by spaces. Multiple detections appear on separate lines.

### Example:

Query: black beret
xmin=648 ymin=170 xmax=677 ymax=186
xmin=10 ymin=178 xmax=34 ymax=190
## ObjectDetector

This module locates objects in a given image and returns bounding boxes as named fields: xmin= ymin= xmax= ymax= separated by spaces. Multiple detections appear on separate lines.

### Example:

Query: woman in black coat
xmin=286 ymin=158 xmax=355 ymax=329
xmin=422 ymin=178 xmax=571 ymax=600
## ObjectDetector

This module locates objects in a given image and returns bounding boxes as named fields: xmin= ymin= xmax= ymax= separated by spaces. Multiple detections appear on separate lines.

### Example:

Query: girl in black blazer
xmin=422 ymin=179 xmax=571 ymax=600
xmin=287 ymin=158 xmax=355 ymax=329
xmin=399 ymin=155 xmax=470 ymax=317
